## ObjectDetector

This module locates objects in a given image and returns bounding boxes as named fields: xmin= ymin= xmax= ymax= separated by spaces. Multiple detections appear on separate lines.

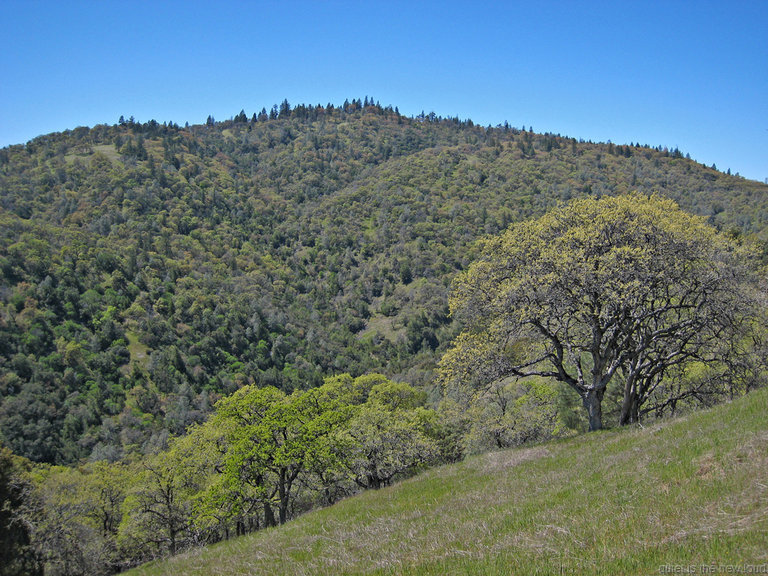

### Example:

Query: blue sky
xmin=1 ymin=1 xmax=766 ymax=181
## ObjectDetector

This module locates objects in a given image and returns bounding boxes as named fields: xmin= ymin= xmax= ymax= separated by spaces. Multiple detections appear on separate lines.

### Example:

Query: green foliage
xmin=125 ymin=386 xmax=768 ymax=576
xmin=0 ymin=446 xmax=41 ymax=576
xmin=201 ymin=384 xmax=341 ymax=527
xmin=332 ymin=380 xmax=441 ymax=491
xmin=442 ymin=194 xmax=762 ymax=431
xmin=461 ymin=378 xmax=562 ymax=454
xmin=188 ymin=374 xmax=442 ymax=533
xmin=2 ymin=103 xmax=767 ymax=463
xmin=20 ymin=373 xmax=435 ymax=570
xmin=25 ymin=460 xmax=131 ymax=575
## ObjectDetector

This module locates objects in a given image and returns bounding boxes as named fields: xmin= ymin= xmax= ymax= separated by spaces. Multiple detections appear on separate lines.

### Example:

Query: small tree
xmin=333 ymin=380 xmax=440 ymax=490
xmin=204 ymin=384 xmax=351 ymax=527
xmin=27 ymin=461 xmax=131 ymax=575
xmin=442 ymin=194 xmax=757 ymax=431
xmin=118 ymin=447 xmax=205 ymax=561
xmin=462 ymin=378 xmax=561 ymax=454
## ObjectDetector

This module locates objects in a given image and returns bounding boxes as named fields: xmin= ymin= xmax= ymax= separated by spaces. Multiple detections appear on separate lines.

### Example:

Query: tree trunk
xmin=278 ymin=469 xmax=288 ymax=525
xmin=619 ymin=390 xmax=640 ymax=426
xmin=263 ymin=502 xmax=276 ymax=528
xmin=367 ymin=473 xmax=381 ymax=490
xmin=582 ymin=388 xmax=604 ymax=431
xmin=169 ymin=528 xmax=177 ymax=555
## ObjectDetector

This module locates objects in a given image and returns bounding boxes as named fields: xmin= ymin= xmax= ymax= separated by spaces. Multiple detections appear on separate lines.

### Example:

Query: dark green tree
xmin=0 ymin=446 xmax=42 ymax=576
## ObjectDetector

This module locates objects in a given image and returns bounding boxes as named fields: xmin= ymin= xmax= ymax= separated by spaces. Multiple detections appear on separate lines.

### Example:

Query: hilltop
xmin=1 ymin=100 xmax=768 ymax=464
xmin=125 ymin=385 xmax=768 ymax=575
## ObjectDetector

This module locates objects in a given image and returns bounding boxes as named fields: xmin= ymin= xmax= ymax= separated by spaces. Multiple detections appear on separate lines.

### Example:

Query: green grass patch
xmin=92 ymin=143 xmax=121 ymax=161
xmin=64 ymin=143 xmax=121 ymax=164
xmin=358 ymin=313 xmax=405 ymax=342
xmin=127 ymin=388 xmax=768 ymax=575
xmin=125 ymin=330 xmax=150 ymax=370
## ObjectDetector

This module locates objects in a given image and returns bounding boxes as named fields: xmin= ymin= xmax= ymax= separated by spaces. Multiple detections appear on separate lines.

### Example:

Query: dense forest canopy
xmin=1 ymin=99 xmax=768 ymax=465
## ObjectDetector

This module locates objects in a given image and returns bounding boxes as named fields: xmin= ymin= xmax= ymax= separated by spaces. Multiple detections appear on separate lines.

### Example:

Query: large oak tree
xmin=442 ymin=194 xmax=757 ymax=430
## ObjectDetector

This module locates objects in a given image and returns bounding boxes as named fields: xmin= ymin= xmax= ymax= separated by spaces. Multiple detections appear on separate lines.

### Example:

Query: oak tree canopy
xmin=442 ymin=194 xmax=757 ymax=430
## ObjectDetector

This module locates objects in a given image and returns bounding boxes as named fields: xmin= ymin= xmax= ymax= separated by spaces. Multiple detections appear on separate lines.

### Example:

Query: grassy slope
xmin=129 ymin=389 xmax=768 ymax=576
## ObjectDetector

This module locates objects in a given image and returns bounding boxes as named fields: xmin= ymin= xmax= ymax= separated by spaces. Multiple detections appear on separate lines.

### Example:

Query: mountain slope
xmin=2 ymin=102 xmax=768 ymax=464
xmin=126 ymin=387 xmax=768 ymax=575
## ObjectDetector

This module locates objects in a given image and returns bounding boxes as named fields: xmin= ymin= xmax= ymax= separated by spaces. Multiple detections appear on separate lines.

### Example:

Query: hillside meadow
xmin=126 ymin=387 xmax=768 ymax=576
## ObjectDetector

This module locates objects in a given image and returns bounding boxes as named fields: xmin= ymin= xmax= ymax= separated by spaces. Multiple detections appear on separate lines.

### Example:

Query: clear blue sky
xmin=1 ymin=1 xmax=766 ymax=181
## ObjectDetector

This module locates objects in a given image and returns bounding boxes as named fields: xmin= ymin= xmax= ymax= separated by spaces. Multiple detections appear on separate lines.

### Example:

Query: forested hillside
xmin=1 ymin=99 xmax=767 ymax=465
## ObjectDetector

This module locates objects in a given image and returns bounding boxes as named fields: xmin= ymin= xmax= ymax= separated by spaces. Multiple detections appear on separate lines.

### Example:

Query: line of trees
xmin=0 ymin=375 xmax=452 ymax=573
xmin=2 ymin=369 xmax=568 ymax=574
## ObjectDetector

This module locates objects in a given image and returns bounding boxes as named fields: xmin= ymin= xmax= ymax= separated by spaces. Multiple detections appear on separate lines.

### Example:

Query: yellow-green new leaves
xmin=24 ymin=460 xmax=133 ymax=574
xmin=190 ymin=374 xmax=439 ymax=533
xmin=204 ymin=385 xmax=342 ymax=527
xmin=443 ymin=193 xmax=758 ymax=430
xmin=330 ymin=380 xmax=440 ymax=490
xmin=462 ymin=378 xmax=562 ymax=455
